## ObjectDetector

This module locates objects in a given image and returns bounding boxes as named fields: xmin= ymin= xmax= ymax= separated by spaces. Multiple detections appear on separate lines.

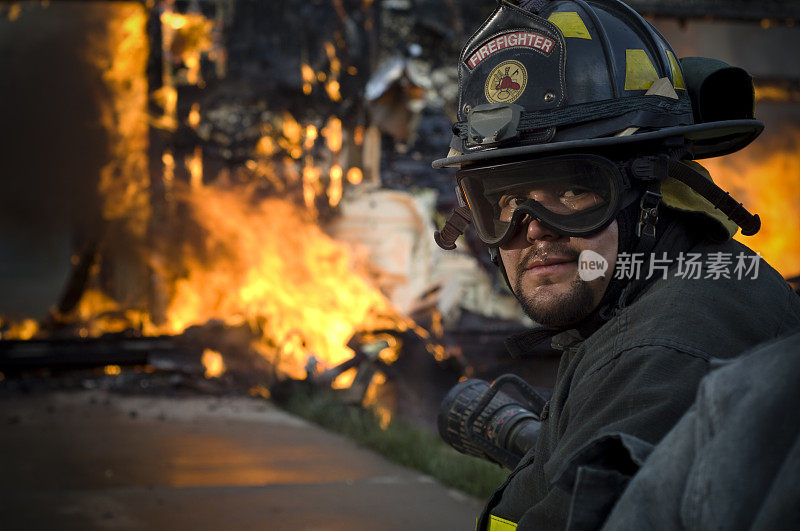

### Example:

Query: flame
xmin=162 ymin=150 xmax=175 ymax=190
xmin=249 ymin=384 xmax=271 ymax=399
xmin=90 ymin=5 xmax=150 ymax=238
xmin=282 ymin=113 xmax=303 ymax=145
xmin=202 ymin=349 xmax=226 ymax=378
xmin=186 ymin=146 xmax=203 ymax=188
xmin=332 ymin=367 xmax=357 ymax=389
xmin=426 ymin=343 xmax=448 ymax=362
xmin=322 ymin=42 xmax=342 ymax=102
xmin=431 ymin=309 xmax=444 ymax=338
xmin=6 ymin=5 xmax=421 ymax=416
xmin=77 ymin=289 xmax=119 ymax=320
xmin=703 ymin=130 xmax=800 ymax=277
xmin=188 ymin=102 xmax=201 ymax=128
xmin=364 ymin=372 xmax=391 ymax=429
xmin=353 ymin=126 xmax=364 ymax=146
xmin=162 ymin=12 xmax=189 ymax=30
xmin=161 ymin=12 xmax=214 ymax=86
xmin=0 ymin=318 xmax=39 ymax=340
xmin=755 ymin=85 xmax=795 ymax=103
xmin=328 ymin=164 xmax=343 ymax=207
xmin=280 ymin=113 xmax=304 ymax=159
xmin=104 ymin=365 xmax=122 ymax=376
xmin=324 ymin=42 xmax=341 ymax=77
xmin=322 ymin=117 xmax=342 ymax=153
xmin=304 ymin=125 xmax=318 ymax=150
xmin=151 ymin=86 xmax=178 ymax=131
xmin=301 ymin=63 xmax=315 ymax=95
xmin=360 ymin=332 xmax=402 ymax=364
xmin=256 ymin=136 xmax=277 ymax=157
xmin=346 ymin=167 xmax=363 ymax=185
xmin=374 ymin=407 xmax=392 ymax=430
xmin=154 ymin=182 xmax=404 ymax=379
xmin=70 ymin=289 xmax=152 ymax=337
xmin=325 ymin=80 xmax=342 ymax=102
xmin=302 ymin=158 xmax=321 ymax=209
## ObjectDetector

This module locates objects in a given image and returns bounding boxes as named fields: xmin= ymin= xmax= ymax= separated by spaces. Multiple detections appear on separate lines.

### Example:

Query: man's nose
xmin=525 ymin=217 xmax=561 ymax=243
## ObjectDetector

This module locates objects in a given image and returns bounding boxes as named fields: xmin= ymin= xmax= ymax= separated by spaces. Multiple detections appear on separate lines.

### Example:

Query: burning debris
xmin=0 ymin=2 xmax=479 ymax=429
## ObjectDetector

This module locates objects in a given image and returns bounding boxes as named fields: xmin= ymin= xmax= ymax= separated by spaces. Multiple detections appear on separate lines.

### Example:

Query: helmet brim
xmin=432 ymin=119 xmax=764 ymax=169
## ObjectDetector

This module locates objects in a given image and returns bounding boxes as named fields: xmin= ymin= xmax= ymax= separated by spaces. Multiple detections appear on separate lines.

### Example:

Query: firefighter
xmin=432 ymin=1 xmax=800 ymax=529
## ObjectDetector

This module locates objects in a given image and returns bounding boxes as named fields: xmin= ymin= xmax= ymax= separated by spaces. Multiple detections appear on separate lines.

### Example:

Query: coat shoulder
xmin=590 ymin=239 xmax=800 ymax=363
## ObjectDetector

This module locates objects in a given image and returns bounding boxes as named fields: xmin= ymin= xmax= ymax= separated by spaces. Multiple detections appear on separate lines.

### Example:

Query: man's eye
xmin=561 ymin=187 xmax=590 ymax=198
xmin=560 ymin=187 xmax=603 ymax=210
xmin=500 ymin=194 xmax=525 ymax=208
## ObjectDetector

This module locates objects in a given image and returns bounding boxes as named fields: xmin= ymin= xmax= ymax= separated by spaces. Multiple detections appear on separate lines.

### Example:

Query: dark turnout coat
xmin=477 ymin=221 xmax=800 ymax=531
xmin=600 ymin=329 xmax=800 ymax=531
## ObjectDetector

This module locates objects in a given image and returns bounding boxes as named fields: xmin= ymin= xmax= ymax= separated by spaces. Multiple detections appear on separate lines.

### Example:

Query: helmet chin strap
xmin=489 ymin=247 xmax=514 ymax=292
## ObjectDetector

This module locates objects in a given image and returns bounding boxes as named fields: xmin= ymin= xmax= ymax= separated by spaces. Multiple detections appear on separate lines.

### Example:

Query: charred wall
xmin=0 ymin=4 xmax=109 ymax=317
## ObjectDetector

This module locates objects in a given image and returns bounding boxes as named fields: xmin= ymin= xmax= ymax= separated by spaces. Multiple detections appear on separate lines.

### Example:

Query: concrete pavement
xmin=0 ymin=390 xmax=483 ymax=530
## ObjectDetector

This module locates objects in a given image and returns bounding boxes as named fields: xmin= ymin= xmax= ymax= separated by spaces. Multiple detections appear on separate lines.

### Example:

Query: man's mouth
xmin=524 ymin=256 xmax=575 ymax=271
xmin=515 ymin=245 xmax=580 ymax=282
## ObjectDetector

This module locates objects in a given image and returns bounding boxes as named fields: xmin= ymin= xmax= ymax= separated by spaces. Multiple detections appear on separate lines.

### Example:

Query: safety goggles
xmin=457 ymin=154 xmax=630 ymax=247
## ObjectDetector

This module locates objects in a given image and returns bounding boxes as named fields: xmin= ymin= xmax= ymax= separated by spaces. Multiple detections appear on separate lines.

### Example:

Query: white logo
xmin=578 ymin=250 xmax=609 ymax=281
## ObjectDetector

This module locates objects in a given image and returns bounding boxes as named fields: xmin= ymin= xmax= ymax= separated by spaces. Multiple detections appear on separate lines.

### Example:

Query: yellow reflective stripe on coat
xmin=487 ymin=514 xmax=517 ymax=530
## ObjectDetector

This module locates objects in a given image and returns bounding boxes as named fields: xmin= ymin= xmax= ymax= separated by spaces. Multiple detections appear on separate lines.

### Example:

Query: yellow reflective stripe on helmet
xmin=488 ymin=514 xmax=518 ymax=530
xmin=547 ymin=12 xmax=592 ymax=39
xmin=666 ymin=51 xmax=686 ymax=90
xmin=624 ymin=49 xmax=660 ymax=91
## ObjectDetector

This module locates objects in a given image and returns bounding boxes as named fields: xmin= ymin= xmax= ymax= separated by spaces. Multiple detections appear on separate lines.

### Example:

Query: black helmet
xmin=434 ymin=0 xmax=763 ymax=168
xmin=433 ymin=0 xmax=762 ymax=253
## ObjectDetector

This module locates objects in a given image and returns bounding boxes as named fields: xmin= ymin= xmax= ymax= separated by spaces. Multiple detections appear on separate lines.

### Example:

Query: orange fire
xmin=346 ymin=167 xmax=363 ymax=185
xmin=202 ymin=349 xmax=226 ymax=378
xmin=151 ymin=86 xmax=178 ymax=131
xmin=3 ymin=7 xmax=438 ymax=433
xmin=301 ymin=64 xmax=315 ymax=95
xmin=188 ymin=102 xmax=201 ymax=129
xmin=703 ymin=129 xmax=800 ymax=278
xmin=161 ymin=12 xmax=214 ymax=86
xmin=155 ymin=181 xmax=405 ymax=379
xmin=365 ymin=372 xmax=392 ymax=429
xmin=91 ymin=4 xmax=151 ymax=239
xmin=0 ymin=317 xmax=39 ymax=340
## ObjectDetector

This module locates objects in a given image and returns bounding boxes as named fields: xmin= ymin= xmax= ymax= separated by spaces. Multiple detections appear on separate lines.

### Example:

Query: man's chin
xmin=515 ymin=277 xmax=596 ymax=328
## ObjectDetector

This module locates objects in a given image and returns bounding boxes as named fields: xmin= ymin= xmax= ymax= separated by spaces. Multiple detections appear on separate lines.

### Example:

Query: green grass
xmin=281 ymin=390 xmax=509 ymax=499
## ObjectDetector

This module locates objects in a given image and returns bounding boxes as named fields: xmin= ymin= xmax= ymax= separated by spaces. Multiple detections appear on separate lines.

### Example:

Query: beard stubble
xmin=512 ymin=243 xmax=596 ymax=327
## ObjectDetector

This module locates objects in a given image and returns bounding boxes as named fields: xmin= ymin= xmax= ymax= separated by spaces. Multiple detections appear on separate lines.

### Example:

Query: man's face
xmin=499 ymin=215 xmax=618 ymax=328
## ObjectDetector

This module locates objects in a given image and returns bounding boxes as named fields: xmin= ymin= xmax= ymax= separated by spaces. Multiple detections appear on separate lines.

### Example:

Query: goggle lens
xmin=457 ymin=155 xmax=623 ymax=245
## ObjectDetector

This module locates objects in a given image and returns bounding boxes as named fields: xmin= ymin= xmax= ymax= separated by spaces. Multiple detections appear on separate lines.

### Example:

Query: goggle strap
xmin=668 ymin=159 xmax=761 ymax=236
xmin=434 ymin=206 xmax=472 ymax=250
